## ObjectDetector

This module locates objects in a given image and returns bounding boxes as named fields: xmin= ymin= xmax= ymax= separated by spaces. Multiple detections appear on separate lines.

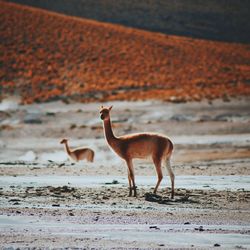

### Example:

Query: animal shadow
xmin=144 ymin=192 xmax=199 ymax=205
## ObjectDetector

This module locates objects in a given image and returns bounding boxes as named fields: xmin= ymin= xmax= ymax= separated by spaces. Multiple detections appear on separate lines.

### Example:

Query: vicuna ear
xmin=109 ymin=105 xmax=113 ymax=111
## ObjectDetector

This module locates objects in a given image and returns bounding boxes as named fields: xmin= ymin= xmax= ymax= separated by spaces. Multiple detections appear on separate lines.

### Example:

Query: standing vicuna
xmin=100 ymin=106 xmax=175 ymax=198
xmin=60 ymin=139 xmax=95 ymax=163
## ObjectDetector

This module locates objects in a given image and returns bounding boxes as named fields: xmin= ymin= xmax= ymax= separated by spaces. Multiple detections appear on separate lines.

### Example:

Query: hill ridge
xmin=6 ymin=0 xmax=250 ymax=44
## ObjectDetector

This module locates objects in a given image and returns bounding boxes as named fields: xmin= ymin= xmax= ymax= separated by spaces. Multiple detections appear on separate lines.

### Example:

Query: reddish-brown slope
xmin=1 ymin=1 xmax=250 ymax=103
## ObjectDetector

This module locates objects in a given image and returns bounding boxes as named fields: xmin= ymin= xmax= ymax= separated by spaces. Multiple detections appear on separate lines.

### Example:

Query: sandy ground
xmin=0 ymin=97 xmax=250 ymax=249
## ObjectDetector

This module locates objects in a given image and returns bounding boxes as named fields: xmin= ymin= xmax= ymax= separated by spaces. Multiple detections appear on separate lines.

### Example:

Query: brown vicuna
xmin=100 ymin=106 xmax=174 ymax=198
xmin=60 ymin=138 xmax=95 ymax=163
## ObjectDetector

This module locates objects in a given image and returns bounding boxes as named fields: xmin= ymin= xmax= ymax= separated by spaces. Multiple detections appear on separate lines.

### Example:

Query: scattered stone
xmin=149 ymin=226 xmax=160 ymax=230
xmin=73 ymin=194 xmax=81 ymax=199
xmin=58 ymin=163 xmax=65 ymax=168
xmin=105 ymin=180 xmax=119 ymax=185
xmin=214 ymin=243 xmax=221 ymax=247
xmin=49 ymin=186 xmax=75 ymax=194
xmin=79 ymin=124 xmax=87 ymax=129
xmin=9 ymin=199 xmax=21 ymax=202
xmin=184 ymin=222 xmax=190 ymax=225
xmin=94 ymin=216 xmax=99 ymax=221
xmin=195 ymin=226 xmax=204 ymax=231
xmin=203 ymin=185 xmax=210 ymax=188
xmin=70 ymin=124 xmax=77 ymax=129
xmin=46 ymin=112 xmax=55 ymax=116
xmin=52 ymin=204 xmax=60 ymax=207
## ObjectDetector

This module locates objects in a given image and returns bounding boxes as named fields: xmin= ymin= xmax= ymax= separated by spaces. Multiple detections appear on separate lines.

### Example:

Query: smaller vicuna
xmin=60 ymin=138 xmax=95 ymax=162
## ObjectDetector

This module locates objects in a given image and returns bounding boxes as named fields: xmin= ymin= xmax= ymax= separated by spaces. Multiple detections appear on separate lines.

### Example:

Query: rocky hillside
xmin=1 ymin=1 xmax=250 ymax=103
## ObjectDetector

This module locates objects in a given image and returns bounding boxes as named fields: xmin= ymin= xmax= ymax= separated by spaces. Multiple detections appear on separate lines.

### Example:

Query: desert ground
xmin=1 ymin=1 xmax=250 ymax=249
xmin=0 ymin=96 xmax=249 ymax=249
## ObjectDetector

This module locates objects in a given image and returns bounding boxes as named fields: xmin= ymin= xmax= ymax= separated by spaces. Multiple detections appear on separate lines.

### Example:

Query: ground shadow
xmin=145 ymin=192 xmax=199 ymax=205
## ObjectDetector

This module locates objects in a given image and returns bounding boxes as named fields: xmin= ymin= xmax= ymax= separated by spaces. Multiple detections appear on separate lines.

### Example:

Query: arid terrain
xmin=1 ymin=1 xmax=250 ymax=104
xmin=0 ymin=97 xmax=250 ymax=248
xmin=1 ymin=0 xmax=250 ymax=248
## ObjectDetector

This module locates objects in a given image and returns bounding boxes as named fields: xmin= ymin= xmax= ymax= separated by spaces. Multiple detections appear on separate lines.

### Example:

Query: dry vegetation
xmin=1 ymin=1 xmax=250 ymax=104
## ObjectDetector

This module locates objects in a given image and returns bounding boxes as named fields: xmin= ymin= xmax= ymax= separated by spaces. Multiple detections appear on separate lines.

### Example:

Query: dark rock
xmin=195 ymin=226 xmax=205 ymax=231
xmin=149 ymin=226 xmax=160 ymax=230
xmin=46 ymin=112 xmax=55 ymax=116
xmin=214 ymin=243 xmax=221 ymax=247
xmin=52 ymin=204 xmax=60 ymax=207
xmin=105 ymin=180 xmax=119 ymax=185
xmin=9 ymin=199 xmax=21 ymax=202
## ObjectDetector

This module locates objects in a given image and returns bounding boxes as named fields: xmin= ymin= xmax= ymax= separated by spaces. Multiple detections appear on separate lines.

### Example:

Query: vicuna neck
xmin=103 ymin=118 xmax=118 ymax=145
xmin=64 ymin=142 xmax=71 ymax=155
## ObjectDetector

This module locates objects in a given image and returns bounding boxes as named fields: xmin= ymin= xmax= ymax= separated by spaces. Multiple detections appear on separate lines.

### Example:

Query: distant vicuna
xmin=100 ymin=106 xmax=174 ymax=198
xmin=60 ymin=138 xmax=95 ymax=163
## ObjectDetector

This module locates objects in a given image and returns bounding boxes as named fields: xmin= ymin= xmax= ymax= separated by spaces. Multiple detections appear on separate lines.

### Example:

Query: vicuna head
xmin=100 ymin=105 xmax=113 ymax=121
xmin=60 ymin=138 xmax=68 ymax=144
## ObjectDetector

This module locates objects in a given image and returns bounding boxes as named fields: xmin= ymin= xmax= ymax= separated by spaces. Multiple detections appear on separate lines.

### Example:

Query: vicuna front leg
xmin=126 ymin=159 xmax=137 ymax=197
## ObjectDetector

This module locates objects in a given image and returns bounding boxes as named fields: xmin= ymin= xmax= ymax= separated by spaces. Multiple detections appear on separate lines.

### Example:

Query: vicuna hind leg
xmin=166 ymin=158 xmax=175 ymax=199
xmin=89 ymin=151 xmax=94 ymax=162
xmin=153 ymin=157 xmax=163 ymax=194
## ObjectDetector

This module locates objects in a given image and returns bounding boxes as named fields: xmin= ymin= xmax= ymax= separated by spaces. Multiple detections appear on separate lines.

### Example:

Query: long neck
xmin=64 ymin=142 xmax=71 ymax=155
xmin=103 ymin=118 xmax=118 ymax=146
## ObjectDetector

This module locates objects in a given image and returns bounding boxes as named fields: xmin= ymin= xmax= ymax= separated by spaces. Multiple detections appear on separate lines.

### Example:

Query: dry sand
xmin=0 ymin=97 xmax=250 ymax=249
